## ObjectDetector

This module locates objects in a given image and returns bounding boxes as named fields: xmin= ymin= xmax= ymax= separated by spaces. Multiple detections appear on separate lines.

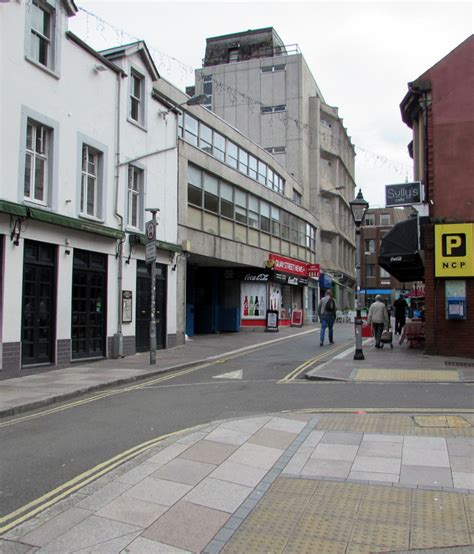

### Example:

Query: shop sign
xmin=244 ymin=273 xmax=270 ymax=282
xmin=122 ymin=290 xmax=133 ymax=323
xmin=273 ymin=272 xmax=288 ymax=284
xmin=288 ymin=276 xmax=308 ymax=286
xmin=435 ymin=223 xmax=473 ymax=277
xmin=291 ymin=309 xmax=303 ymax=327
xmin=269 ymin=254 xmax=308 ymax=277
xmin=308 ymin=263 xmax=320 ymax=278
xmin=385 ymin=182 xmax=422 ymax=207
xmin=224 ymin=268 xmax=272 ymax=281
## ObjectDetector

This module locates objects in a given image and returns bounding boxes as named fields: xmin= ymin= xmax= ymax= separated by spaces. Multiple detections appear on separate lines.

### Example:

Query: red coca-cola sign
xmin=268 ymin=254 xmax=308 ymax=277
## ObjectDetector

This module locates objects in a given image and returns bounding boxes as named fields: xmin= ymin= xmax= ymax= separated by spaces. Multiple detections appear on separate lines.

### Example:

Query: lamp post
xmin=350 ymin=189 xmax=369 ymax=360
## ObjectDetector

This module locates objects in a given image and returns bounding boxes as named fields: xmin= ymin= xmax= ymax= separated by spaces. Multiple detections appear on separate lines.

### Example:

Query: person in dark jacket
xmin=318 ymin=290 xmax=336 ymax=346
xmin=393 ymin=294 xmax=409 ymax=335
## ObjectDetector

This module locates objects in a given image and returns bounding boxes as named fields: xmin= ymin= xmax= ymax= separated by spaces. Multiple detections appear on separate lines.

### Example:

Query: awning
xmin=378 ymin=217 xmax=424 ymax=282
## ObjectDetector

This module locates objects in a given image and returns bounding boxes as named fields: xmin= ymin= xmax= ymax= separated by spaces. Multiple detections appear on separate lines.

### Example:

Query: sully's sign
xmin=385 ymin=182 xmax=422 ymax=207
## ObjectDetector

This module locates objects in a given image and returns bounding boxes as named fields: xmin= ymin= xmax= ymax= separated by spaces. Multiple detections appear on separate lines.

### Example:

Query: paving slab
xmin=123 ymin=477 xmax=192 ymax=506
xmin=183 ymin=477 xmax=252 ymax=513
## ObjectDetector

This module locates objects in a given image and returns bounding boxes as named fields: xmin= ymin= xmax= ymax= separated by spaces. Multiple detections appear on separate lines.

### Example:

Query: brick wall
xmin=424 ymin=224 xmax=474 ymax=357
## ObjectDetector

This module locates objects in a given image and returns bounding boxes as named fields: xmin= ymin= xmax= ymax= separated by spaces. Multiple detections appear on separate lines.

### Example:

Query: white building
xmin=0 ymin=0 xmax=181 ymax=377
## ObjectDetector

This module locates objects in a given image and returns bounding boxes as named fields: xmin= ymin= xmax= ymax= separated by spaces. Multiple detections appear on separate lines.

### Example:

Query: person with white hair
xmin=368 ymin=295 xmax=389 ymax=348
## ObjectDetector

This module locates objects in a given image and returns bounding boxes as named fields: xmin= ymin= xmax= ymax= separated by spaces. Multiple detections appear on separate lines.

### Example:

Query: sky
xmin=69 ymin=1 xmax=473 ymax=208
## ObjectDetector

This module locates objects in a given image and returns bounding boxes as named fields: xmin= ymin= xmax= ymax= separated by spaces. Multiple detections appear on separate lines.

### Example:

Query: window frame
xmin=26 ymin=0 xmax=58 ymax=75
xmin=24 ymin=119 xmax=49 ymax=205
xmin=80 ymin=145 xmax=100 ymax=218
xmin=127 ymin=164 xmax=145 ymax=230
xmin=76 ymin=133 xmax=107 ymax=222
xmin=129 ymin=68 xmax=146 ymax=128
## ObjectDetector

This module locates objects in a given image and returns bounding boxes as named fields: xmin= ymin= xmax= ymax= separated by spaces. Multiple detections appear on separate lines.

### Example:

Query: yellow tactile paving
xmin=355 ymin=369 xmax=460 ymax=381
xmin=415 ymin=415 xmax=471 ymax=428
xmin=315 ymin=414 xmax=474 ymax=437
xmin=223 ymin=478 xmax=474 ymax=553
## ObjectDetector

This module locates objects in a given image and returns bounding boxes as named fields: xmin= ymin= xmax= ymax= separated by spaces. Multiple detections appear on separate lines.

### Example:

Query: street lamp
xmin=349 ymin=189 xmax=369 ymax=360
xmin=159 ymin=94 xmax=208 ymax=118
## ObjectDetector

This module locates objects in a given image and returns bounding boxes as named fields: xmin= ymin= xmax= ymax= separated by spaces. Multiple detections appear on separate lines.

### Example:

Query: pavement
xmin=1 ymin=324 xmax=474 ymax=553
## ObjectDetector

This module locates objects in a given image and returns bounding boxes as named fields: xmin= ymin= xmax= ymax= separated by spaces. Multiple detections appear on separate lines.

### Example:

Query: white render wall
xmin=0 ymin=2 xmax=180 ymax=370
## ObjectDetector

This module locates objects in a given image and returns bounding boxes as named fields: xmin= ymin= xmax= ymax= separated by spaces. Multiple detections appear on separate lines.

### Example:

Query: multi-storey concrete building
xmin=189 ymin=28 xmax=356 ymax=309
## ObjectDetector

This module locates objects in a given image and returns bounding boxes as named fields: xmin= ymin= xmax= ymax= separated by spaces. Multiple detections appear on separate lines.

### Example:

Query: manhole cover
xmin=414 ymin=415 xmax=471 ymax=428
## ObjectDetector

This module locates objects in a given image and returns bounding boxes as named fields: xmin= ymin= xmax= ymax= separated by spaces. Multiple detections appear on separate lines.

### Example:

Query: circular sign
xmin=145 ymin=221 xmax=155 ymax=242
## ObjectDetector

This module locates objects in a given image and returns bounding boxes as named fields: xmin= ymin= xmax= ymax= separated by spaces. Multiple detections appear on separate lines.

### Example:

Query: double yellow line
xmin=0 ymin=425 xmax=199 ymax=535
xmin=278 ymin=341 xmax=351 ymax=383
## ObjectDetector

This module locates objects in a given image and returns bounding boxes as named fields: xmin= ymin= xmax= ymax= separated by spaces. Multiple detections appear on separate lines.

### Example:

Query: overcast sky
xmin=70 ymin=1 xmax=473 ymax=208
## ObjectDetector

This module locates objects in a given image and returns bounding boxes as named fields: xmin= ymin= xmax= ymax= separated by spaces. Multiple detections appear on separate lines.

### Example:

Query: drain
xmin=445 ymin=361 xmax=474 ymax=368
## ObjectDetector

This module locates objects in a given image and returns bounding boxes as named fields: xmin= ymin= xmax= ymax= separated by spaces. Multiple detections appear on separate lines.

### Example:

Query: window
xmin=235 ymin=190 xmax=247 ymax=224
xmin=265 ymin=146 xmax=286 ymax=154
xmin=290 ymin=215 xmax=298 ymax=244
xmin=364 ymin=214 xmax=375 ymax=226
xmin=281 ymin=211 xmax=290 ymax=240
xmin=248 ymin=155 xmax=257 ymax=180
xmin=257 ymin=160 xmax=266 ymax=185
xmin=203 ymin=75 xmax=213 ymax=94
xmin=293 ymin=190 xmax=302 ymax=205
xmin=271 ymin=206 xmax=280 ymax=236
xmin=29 ymin=0 xmax=55 ymax=70
xmin=187 ymin=165 xmax=202 ymax=207
xmin=261 ymin=64 xmax=286 ymax=73
xmin=199 ymin=124 xmax=213 ymax=154
xmin=130 ymin=70 xmax=145 ymax=125
xmin=260 ymin=201 xmax=270 ymax=233
xmin=226 ymin=141 xmax=238 ymax=169
xmin=321 ymin=119 xmax=332 ymax=128
xmin=248 ymin=196 xmax=259 ymax=229
xmin=238 ymin=149 xmax=248 ymax=174
xmin=366 ymin=264 xmax=375 ymax=277
xmin=380 ymin=213 xmax=391 ymax=225
xmin=220 ymin=182 xmax=234 ymax=219
xmin=127 ymin=165 xmax=143 ymax=229
xmin=365 ymin=239 xmax=376 ymax=253
xmin=24 ymin=120 xmax=50 ymax=204
xmin=213 ymin=132 xmax=225 ymax=162
xmin=80 ymin=145 xmax=101 ymax=217
xmin=380 ymin=268 xmax=391 ymax=279
xmin=204 ymin=173 xmax=218 ymax=213
xmin=184 ymin=113 xmax=198 ymax=146
xmin=306 ymin=224 xmax=315 ymax=251
xmin=261 ymin=105 xmax=286 ymax=114
xmin=228 ymin=48 xmax=239 ymax=62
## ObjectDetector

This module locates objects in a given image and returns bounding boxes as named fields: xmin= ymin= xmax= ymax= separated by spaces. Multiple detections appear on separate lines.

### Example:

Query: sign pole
xmin=145 ymin=209 xmax=159 ymax=365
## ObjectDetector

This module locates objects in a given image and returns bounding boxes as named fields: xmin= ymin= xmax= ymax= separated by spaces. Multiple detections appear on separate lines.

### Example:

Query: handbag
xmin=380 ymin=330 xmax=392 ymax=343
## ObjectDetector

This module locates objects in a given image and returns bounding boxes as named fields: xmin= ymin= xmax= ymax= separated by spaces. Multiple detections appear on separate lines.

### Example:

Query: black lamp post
xmin=350 ymin=189 xmax=369 ymax=360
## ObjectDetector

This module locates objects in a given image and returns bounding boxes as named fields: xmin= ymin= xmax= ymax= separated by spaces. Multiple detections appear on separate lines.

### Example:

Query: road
xmin=1 ymin=326 xmax=472 ymax=518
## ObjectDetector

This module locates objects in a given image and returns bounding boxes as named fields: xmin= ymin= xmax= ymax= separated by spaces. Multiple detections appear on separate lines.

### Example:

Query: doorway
xmin=135 ymin=261 xmax=167 ymax=352
xmin=22 ymin=240 xmax=56 ymax=366
xmin=71 ymin=250 xmax=107 ymax=360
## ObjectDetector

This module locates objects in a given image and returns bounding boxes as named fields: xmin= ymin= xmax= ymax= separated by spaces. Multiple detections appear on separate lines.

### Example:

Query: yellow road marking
xmin=0 ymin=424 xmax=199 ymax=534
xmin=283 ymin=407 xmax=474 ymax=414
xmin=278 ymin=342 xmax=351 ymax=383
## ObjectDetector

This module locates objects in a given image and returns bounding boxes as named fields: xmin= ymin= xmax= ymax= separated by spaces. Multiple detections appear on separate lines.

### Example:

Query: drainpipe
xmin=113 ymin=71 xmax=125 ymax=358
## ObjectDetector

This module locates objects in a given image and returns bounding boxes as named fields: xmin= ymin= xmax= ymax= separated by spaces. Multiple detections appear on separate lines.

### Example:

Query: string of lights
xmin=76 ymin=7 xmax=412 ymax=178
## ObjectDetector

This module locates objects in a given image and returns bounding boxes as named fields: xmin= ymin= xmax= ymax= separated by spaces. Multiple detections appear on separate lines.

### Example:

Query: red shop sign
xmin=307 ymin=263 xmax=320 ymax=278
xmin=268 ymin=254 xmax=308 ymax=277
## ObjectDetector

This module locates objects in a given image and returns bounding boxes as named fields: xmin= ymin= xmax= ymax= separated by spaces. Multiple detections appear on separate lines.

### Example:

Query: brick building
xmin=400 ymin=35 xmax=474 ymax=357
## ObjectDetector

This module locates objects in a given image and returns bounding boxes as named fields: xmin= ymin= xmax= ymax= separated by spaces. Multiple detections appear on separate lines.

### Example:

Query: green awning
xmin=130 ymin=233 xmax=181 ymax=253
xmin=0 ymin=200 xmax=28 ymax=217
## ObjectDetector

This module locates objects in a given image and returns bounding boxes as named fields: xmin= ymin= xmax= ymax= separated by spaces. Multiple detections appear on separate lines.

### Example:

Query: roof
xmin=206 ymin=27 xmax=285 ymax=48
xmin=62 ymin=0 xmax=78 ymax=16
xmin=66 ymin=32 xmax=125 ymax=75
xmin=100 ymin=41 xmax=160 ymax=81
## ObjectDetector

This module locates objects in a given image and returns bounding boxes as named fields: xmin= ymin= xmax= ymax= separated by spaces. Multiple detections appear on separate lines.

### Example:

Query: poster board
xmin=291 ymin=309 xmax=303 ymax=327
xmin=265 ymin=310 xmax=279 ymax=332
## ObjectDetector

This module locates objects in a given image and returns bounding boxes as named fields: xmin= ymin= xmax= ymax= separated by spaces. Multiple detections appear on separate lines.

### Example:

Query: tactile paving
xmin=355 ymin=369 xmax=460 ymax=381
xmin=221 ymin=476 xmax=474 ymax=553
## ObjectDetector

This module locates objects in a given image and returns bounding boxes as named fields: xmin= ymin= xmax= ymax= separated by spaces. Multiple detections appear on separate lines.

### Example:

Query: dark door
xmin=135 ymin=261 xmax=166 ymax=352
xmin=22 ymin=241 xmax=56 ymax=366
xmin=71 ymin=250 xmax=107 ymax=360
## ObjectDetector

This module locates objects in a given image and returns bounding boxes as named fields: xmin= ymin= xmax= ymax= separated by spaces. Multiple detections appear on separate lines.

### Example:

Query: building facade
xmin=189 ymin=28 xmax=356 ymax=309
xmin=400 ymin=35 xmax=474 ymax=357
xmin=0 ymin=1 xmax=182 ymax=377
xmin=361 ymin=207 xmax=417 ymax=307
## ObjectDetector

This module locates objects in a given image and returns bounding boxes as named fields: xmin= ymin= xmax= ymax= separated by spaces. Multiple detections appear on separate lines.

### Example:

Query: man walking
xmin=368 ymin=295 xmax=389 ymax=348
xmin=318 ymin=290 xmax=336 ymax=346
xmin=393 ymin=294 xmax=409 ymax=335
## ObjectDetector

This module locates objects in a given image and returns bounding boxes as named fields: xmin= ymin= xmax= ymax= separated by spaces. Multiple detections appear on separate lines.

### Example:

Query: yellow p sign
xmin=435 ymin=224 xmax=473 ymax=277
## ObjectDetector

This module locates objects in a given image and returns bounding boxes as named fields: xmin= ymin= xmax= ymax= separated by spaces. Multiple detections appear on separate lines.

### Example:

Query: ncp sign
xmin=385 ymin=182 xmax=422 ymax=207
xmin=435 ymin=224 xmax=473 ymax=277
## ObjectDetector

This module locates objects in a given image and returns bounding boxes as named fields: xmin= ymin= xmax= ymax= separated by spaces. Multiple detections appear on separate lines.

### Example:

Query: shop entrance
xmin=22 ymin=240 xmax=56 ymax=366
xmin=71 ymin=250 xmax=107 ymax=360
xmin=135 ymin=261 xmax=166 ymax=352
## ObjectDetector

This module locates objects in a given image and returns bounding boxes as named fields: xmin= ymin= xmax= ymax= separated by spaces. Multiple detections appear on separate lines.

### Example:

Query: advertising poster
xmin=241 ymin=283 xmax=266 ymax=319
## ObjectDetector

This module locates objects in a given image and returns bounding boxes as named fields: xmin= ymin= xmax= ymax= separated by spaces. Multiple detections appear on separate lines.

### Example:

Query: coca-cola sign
xmin=244 ymin=273 xmax=270 ymax=281
xmin=268 ymin=254 xmax=308 ymax=277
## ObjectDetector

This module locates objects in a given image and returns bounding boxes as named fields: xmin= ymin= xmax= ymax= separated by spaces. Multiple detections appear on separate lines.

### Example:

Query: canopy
xmin=378 ymin=217 xmax=424 ymax=282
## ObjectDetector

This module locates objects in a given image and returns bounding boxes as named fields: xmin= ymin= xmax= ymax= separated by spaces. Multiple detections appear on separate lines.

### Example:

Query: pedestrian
xmin=368 ymin=294 xmax=389 ymax=348
xmin=393 ymin=294 xmax=408 ymax=335
xmin=318 ymin=290 xmax=336 ymax=346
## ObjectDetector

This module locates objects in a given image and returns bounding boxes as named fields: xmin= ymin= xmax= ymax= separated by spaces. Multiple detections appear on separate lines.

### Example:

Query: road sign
xmin=435 ymin=223 xmax=473 ymax=277
xmin=145 ymin=242 xmax=156 ymax=264
xmin=145 ymin=220 xmax=156 ymax=243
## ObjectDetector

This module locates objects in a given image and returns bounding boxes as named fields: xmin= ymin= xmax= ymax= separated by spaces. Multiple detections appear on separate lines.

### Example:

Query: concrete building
xmin=155 ymin=77 xmax=319 ymax=334
xmin=0 ymin=1 xmax=181 ymax=377
xmin=189 ymin=28 xmax=356 ymax=309
xmin=399 ymin=35 xmax=474 ymax=357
